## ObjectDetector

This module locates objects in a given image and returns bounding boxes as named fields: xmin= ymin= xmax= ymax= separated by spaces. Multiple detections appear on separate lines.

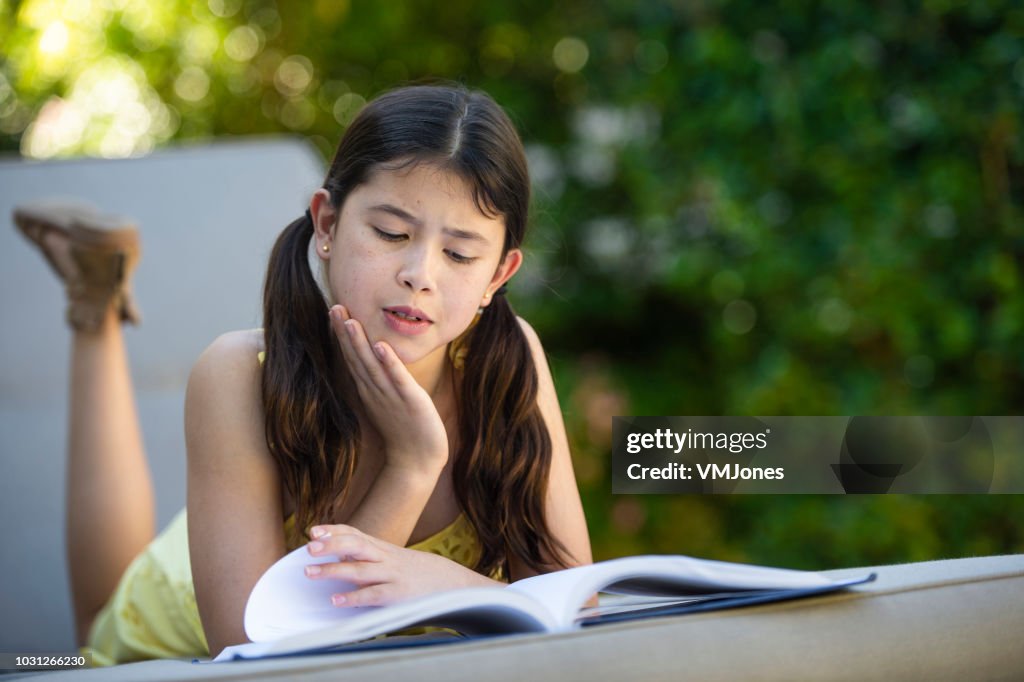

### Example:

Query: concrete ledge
xmin=22 ymin=554 xmax=1024 ymax=682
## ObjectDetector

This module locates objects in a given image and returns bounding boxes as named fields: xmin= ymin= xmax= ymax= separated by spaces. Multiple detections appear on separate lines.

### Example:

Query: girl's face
xmin=311 ymin=162 xmax=522 ymax=372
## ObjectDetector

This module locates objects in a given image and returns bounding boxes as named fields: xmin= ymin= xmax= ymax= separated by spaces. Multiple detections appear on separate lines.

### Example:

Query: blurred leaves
xmin=3 ymin=0 xmax=1023 ymax=568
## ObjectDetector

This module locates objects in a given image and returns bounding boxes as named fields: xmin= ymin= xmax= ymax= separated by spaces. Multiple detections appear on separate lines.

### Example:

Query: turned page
xmin=505 ymin=555 xmax=839 ymax=628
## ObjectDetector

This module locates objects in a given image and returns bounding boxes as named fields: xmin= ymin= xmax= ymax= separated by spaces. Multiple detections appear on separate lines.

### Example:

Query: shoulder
xmin=190 ymin=328 xmax=264 ymax=383
xmin=197 ymin=327 xmax=265 ymax=362
xmin=184 ymin=328 xmax=278 ymax=470
xmin=515 ymin=316 xmax=555 ymax=378
xmin=185 ymin=329 xmax=266 ymax=451
xmin=514 ymin=316 xmax=557 ymax=391
xmin=515 ymin=316 xmax=546 ymax=358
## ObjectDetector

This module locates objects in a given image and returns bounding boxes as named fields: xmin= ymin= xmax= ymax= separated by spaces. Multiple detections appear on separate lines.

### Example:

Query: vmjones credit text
xmin=627 ymin=462 xmax=785 ymax=480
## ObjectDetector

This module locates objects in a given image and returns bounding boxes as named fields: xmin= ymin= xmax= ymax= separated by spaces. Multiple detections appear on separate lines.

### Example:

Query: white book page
xmin=229 ymin=545 xmax=851 ymax=661
xmin=507 ymin=555 xmax=839 ymax=627
xmin=214 ymin=587 xmax=555 ymax=661
xmin=243 ymin=542 xmax=363 ymax=641
xmin=578 ymin=595 xmax=701 ymax=619
xmin=219 ymin=542 xmax=561 ymax=662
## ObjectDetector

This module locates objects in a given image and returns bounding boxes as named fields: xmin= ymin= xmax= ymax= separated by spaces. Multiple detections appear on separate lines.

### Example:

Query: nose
xmin=397 ymin=243 xmax=437 ymax=293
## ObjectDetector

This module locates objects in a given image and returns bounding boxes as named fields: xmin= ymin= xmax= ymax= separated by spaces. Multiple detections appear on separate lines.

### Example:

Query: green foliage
xmin=3 ymin=0 xmax=1022 ymax=567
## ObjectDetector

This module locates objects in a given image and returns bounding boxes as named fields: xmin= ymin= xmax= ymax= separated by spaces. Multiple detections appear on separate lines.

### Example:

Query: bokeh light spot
xmin=174 ymin=66 xmax=211 ymax=102
xmin=224 ymin=25 xmax=262 ymax=62
xmin=38 ymin=20 xmax=69 ymax=55
xmin=818 ymin=298 xmax=853 ymax=335
xmin=723 ymin=299 xmax=757 ymax=334
xmin=634 ymin=39 xmax=668 ymax=74
xmin=275 ymin=55 xmax=314 ymax=97
xmin=923 ymin=203 xmax=957 ymax=238
xmin=280 ymin=98 xmax=316 ymax=130
xmin=208 ymin=0 xmax=241 ymax=18
xmin=182 ymin=24 xmax=220 ymax=64
xmin=582 ymin=217 xmax=632 ymax=270
xmin=553 ymin=36 xmax=589 ymax=73
xmin=332 ymin=92 xmax=365 ymax=125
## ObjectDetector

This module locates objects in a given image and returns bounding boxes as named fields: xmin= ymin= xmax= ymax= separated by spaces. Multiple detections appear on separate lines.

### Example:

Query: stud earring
xmin=322 ymin=243 xmax=330 ymax=253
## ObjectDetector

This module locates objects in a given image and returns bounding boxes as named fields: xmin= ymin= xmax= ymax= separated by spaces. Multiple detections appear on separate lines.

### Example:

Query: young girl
xmin=14 ymin=84 xmax=592 ymax=666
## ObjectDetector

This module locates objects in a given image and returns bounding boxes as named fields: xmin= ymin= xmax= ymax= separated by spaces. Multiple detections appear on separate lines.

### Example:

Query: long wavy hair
xmin=261 ymin=84 xmax=570 ymax=577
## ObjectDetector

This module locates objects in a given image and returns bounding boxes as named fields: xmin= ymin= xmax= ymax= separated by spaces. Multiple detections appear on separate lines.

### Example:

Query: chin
xmin=392 ymin=341 xmax=448 ymax=370
xmin=391 ymin=348 xmax=422 ymax=366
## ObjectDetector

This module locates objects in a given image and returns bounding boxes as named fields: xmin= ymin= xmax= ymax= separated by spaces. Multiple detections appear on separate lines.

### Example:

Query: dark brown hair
xmin=262 ymin=84 xmax=569 ymax=577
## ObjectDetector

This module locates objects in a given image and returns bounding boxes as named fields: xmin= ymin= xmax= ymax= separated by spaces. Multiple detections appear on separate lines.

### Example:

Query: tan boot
xmin=13 ymin=200 xmax=142 ymax=333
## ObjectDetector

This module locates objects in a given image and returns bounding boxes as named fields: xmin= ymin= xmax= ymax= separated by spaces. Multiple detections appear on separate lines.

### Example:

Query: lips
xmin=382 ymin=306 xmax=434 ymax=336
xmin=383 ymin=306 xmax=433 ymax=323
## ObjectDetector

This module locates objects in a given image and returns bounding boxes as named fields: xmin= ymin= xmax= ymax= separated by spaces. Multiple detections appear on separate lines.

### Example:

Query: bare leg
xmin=15 ymin=210 xmax=153 ymax=646
xmin=66 ymin=307 xmax=154 ymax=646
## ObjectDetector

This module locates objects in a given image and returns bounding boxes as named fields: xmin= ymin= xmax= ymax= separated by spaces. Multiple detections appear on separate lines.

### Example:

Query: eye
xmin=445 ymin=249 xmax=477 ymax=265
xmin=372 ymin=227 xmax=406 ymax=242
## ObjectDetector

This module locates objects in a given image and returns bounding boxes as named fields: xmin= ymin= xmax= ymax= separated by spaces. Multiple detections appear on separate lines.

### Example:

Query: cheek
xmin=327 ymin=249 xmax=383 ymax=313
xmin=448 ymin=302 xmax=479 ymax=335
xmin=445 ymin=273 xmax=491 ymax=325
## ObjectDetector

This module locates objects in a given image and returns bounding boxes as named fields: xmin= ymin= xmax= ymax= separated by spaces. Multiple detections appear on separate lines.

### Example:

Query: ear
xmin=310 ymin=189 xmax=338 ymax=261
xmin=481 ymin=248 xmax=523 ymax=307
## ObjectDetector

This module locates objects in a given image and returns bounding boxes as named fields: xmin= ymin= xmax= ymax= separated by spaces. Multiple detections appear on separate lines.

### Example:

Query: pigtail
xmin=454 ymin=295 xmax=572 ymax=577
xmin=261 ymin=212 xmax=359 ymax=546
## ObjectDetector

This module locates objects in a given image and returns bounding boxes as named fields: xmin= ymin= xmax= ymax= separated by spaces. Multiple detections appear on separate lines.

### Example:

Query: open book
xmin=212 ymin=546 xmax=875 ymax=662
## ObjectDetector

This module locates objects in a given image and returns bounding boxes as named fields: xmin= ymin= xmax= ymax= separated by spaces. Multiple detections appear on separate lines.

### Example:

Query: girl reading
xmin=13 ymin=84 xmax=592 ymax=665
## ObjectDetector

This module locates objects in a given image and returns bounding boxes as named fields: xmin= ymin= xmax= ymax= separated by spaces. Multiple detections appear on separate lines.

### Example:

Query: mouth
xmin=383 ymin=306 xmax=433 ymax=323
xmin=382 ymin=307 xmax=432 ymax=336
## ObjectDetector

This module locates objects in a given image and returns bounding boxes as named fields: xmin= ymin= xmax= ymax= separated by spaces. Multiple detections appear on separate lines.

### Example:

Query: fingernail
xmin=332 ymin=594 xmax=346 ymax=606
xmin=344 ymin=320 xmax=356 ymax=335
xmin=374 ymin=343 xmax=386 ymax=361
xmin=311 ymin=527 xmax=327 ymax=538
xmin=309 ymin=541 xmax=324 ymax=553
xmin=305 ymin=565 xmax=321 ymax=577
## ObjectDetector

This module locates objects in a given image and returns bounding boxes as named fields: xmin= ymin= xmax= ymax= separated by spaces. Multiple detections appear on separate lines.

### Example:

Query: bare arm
xmin=300 ymin=318 xmax=593 ymax=608
xmin=340 ymin=465 xmax=442 ymax=545
xmin=322 ymin=305 xmax=450 ymax=547
xmin=508 ymin=317 xmax=594 ymax=581
xmin=185 ymin=331 xmax=286 ymax=658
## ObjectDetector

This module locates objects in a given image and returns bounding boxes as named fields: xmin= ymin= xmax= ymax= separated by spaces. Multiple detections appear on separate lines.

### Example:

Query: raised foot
xmin=12 ymin=199 xmax=143 ymax=333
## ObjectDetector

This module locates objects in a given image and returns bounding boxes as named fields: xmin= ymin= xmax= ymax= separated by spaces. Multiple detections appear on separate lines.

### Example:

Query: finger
xmin=328 ymin=308 xmax=386 ymax=398
xmin=309 ymin=558 xmax=388 ymax=585
xmin=309 ymin=523 xmax=362 ymax=540
xmin=308 ymin=531 xmax=384 ymax=563
xmin=329 ymin=308 xmax=375 ymax=390
xmin=332 ymin=584 xmax=393 ymax=608
xmin=343 ymin=318 xmax=396 ymax=393
xmin=371 ymin=341 xmax=422 ymax=401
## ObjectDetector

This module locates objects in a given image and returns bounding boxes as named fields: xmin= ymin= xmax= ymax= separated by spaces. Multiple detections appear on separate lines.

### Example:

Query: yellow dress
xmin=81 ymin=508 xmax=491 ymax=666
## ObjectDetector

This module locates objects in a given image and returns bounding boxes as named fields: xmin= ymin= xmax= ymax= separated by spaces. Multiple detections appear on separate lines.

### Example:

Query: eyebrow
xmin=367 ymin=203 xmax=490 ymax=244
